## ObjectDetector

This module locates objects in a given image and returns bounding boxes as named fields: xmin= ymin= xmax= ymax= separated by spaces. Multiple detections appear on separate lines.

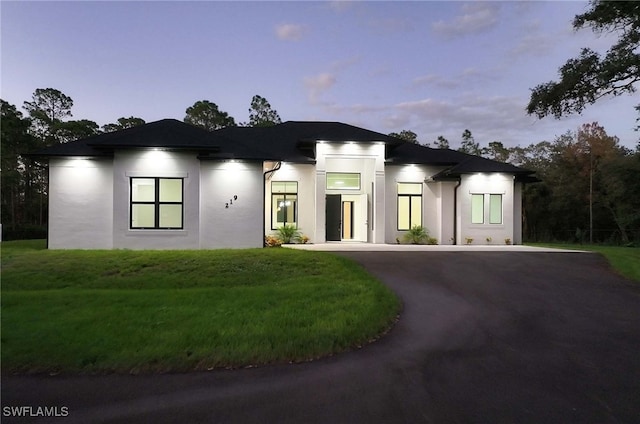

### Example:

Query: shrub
xmin=403 ymin=225 xmax=429 ymax=245
xmin=264 ymin=235 xmax=283 ymax=247
xmin=276 ymin=224 xmax=301 ymax=244
xmin=427 ymin=237 xmax=438 ymax=245
xmin=2 ymin=225 xmax=47 ymax=241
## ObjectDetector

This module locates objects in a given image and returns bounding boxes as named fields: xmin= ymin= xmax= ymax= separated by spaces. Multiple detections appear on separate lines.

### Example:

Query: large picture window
xmin=397 ymin=183 xmax=422 ymax=230
xmin=471 ymin=193 xmax=503 ymax=225
xmin=131 ymin=178 xmax=183 ymax=229
xmin=272 ymin=181 xmax=297 ymax=229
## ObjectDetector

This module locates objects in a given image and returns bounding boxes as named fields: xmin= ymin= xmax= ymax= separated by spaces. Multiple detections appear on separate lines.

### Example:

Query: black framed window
xmin=397 ymin=183 xmax=422 ymax=230
xmin=130 ymin=178 xmax=183 ymax=229
xmin=271 ymin=181 xmax=297 ymax=229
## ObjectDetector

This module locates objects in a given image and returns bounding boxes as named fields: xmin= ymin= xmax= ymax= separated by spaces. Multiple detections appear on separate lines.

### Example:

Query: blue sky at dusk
xmin=2 ymin=1 xmax=638 ymax=149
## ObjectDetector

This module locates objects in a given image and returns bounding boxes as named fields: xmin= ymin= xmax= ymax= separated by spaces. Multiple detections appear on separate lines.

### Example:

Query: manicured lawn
xmin=528 ymin=243 xmax=640 ymax=282
xmin=1 ymin=240 xmax=399 ymax=374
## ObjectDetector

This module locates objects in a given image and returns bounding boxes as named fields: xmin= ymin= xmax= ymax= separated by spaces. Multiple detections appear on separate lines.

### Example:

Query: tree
xmin=433 ymin=135 xmax=450 ymax=149
xmin=56 ymin=119 xmax=101 ymax=143
xmin=184 ymin=100 xmax=236 ymax=131
xmin=102 ymin=117 xmax=146 ymax=133
xmin=22 ymin=88 xmax=74 ymax=144
xmin=481 ymin=141 xmax=510 ymax=162
xmin=459 ymin=129 xmax=480 ymax=155
xmin=1 ymin=100 xmax=37 ymax=230
xmin=526 ymin=1 xmax=640 ymax=121
xmin=389 ymin=130 xmax=418 ymax=144
xmin=247 ymin=95 xmax=281 ymax=127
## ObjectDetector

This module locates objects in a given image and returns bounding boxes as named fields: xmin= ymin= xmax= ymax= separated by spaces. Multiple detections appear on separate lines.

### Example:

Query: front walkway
xmin=285 ymin=243 xmax=587 ymax=253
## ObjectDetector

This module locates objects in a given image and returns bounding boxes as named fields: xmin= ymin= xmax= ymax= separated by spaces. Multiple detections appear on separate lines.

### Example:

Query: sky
xmin=1 ymin=0 xmax=638 ymax=150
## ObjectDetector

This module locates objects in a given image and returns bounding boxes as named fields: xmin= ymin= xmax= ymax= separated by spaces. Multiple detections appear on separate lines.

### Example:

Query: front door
xmin=326 ymin=194 xmax=368 ymax=242
xmin=325 ymin=195 xmax=342 ymax=241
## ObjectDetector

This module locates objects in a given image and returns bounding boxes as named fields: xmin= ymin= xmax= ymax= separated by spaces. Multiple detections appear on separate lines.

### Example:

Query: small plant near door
xmin=403 ymin=225 xmax=429 ymax=244
xmin=486 ymin=236 xmax=492 ymax=244
xmin=465 ymin=237 xmax=474 ymax=245
xmin=504 ymin=237 xmax=512 ymax=245
xmin=276 ymin=224 xmax=301 ymax=244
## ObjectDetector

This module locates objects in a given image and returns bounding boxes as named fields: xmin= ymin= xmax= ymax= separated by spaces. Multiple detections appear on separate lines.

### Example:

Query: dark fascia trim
xmin=89 ymin=144 xmax=222 ymax=152
xmin=385 ymin=159 xmax=459 ymax=166
xmin=22 ymin=151 xmax=113 ymax=159
xmin=196 ymin=154 xmax=266 ymax=162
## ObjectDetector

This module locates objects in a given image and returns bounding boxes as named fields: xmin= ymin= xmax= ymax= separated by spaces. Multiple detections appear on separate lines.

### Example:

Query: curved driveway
xmin=3 ymin=252 xmax=640 ymax=423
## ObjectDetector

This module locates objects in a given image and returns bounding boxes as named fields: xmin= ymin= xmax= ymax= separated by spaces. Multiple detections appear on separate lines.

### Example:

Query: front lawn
xmin=528 ymin=242 xmax=640 ymax=282
xmin=1 ymin=240 xmax=399 ymax=374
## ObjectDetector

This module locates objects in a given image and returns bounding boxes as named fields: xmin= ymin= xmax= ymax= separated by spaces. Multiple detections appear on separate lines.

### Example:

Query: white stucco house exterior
xmin=30 ymin=119 xmax=536 ymax=249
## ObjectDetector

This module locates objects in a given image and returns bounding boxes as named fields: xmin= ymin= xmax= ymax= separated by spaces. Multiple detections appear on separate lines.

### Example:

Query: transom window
xmin=326 ymin=173 xmax=360 ymax=190
xmin=130 ymin=178 xmax=183 ymax=229
xmin=397 ymin=183 xmax=422 ymax=230
xmin=471 ymin=193 xmax=503 ymax=225
xmin=272 ymin=181 xmax=298 ymax=229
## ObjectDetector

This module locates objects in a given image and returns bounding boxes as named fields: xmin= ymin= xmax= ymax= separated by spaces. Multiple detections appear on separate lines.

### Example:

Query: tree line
xmin=389 ymin=125 xmax=640 ymax=244
xmin=0 ymin=89 xmax=282 ymax=239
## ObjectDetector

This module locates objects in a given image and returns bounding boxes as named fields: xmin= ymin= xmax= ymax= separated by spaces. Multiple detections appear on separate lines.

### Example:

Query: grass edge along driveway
xmin=528 ymin=243 xmax=640 ymax=282
xmin=1 ymin=240 xmax=400 ymax=375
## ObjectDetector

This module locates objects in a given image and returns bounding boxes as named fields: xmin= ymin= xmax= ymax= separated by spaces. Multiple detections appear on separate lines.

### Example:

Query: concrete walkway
xmin=285 ymin=243 xmax=588 ymax=252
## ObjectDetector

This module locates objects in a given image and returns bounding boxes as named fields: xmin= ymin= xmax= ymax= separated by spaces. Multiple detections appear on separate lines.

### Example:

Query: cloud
xmin=412 ymin=68 xmax=497 ymax=90
xmin=275 ymin=24 xmax=307 ymax=41
xmin=432 ymin=2 xmax=500 ymax=39
xmin=509 ymin=34 xmax=556 ymax=57
xmin=327 ymin=1 xmax=355 ymax=13
xmin=390 ymin=94 xmax=546 ymax=146
xmin=304 ymin=73 xmax=337 ymax=103
xmin=369 ymin=17 xmax=414 ymax=35
xmin=412 ymin=74 xmax=459 ymax=90
xmin=330 ymin=56 xmax=361 ymax=72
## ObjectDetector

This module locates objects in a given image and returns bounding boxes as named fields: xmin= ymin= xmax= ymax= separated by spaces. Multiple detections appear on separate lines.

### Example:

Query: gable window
xmin=272 ymin=181 xmax=297 ymax=229
xmin=131 ymin=178 xmax=183 ymax=229
xmin=471 ymin=193 xmax=503 ymax=225
xmin=398 ymin=183 xmax=422 ymax=230
xmin=326 ymin=173 xmax=360 ymax=190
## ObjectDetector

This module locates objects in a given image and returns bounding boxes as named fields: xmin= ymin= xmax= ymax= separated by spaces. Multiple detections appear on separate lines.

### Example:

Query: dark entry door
xmin=326 ymin=195 xmax=341 ymax=241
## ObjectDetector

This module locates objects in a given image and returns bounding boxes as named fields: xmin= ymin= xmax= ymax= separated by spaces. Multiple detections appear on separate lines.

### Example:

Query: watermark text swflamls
xmin=3 ymin=406 xmax=69 ymax=418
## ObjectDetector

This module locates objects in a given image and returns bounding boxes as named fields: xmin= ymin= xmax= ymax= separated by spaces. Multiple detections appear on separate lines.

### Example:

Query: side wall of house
xmin=112 ymin=150 xmax=201 ymax=249
xmin=48 ymin=157 xmax=114 ymax=249
xmin=265 ymin=163 xmax=317 ymax=242
xmin=384 ymin=165 xmax=453 ymax=244
xmin=457 ymin=173 xmax=516 ymax=245
xmin=200 ymin=160 xmax=264 ymax=248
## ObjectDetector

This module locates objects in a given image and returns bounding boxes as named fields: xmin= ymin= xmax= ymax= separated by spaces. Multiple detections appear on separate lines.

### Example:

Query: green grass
xmin=1 ymin=240 xmax=399 ymax=374
xmin=528 ymin=242 xmax=640 ymax=282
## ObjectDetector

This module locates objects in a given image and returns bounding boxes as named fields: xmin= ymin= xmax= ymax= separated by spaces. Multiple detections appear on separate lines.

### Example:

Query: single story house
xmin=29 ymin=119 xmax=536 ymax=249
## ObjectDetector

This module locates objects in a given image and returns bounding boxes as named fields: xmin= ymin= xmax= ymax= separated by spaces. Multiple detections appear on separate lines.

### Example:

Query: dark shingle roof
xmin=386 ymin=142 xmax=469 ymax=165
xmin=213 ymin=121 xmax=403 ymax=163
xmin=27 ymin=119 xmax=536 ymax=178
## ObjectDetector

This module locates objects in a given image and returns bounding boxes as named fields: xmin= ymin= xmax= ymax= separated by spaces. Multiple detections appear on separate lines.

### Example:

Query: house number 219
xmin=225 ymin=195 xmax=238 ymax=208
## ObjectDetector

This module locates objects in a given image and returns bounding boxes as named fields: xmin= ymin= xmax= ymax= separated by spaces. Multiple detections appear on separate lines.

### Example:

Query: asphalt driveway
xmin=3 ymin=252 xmax=640 ymax=423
